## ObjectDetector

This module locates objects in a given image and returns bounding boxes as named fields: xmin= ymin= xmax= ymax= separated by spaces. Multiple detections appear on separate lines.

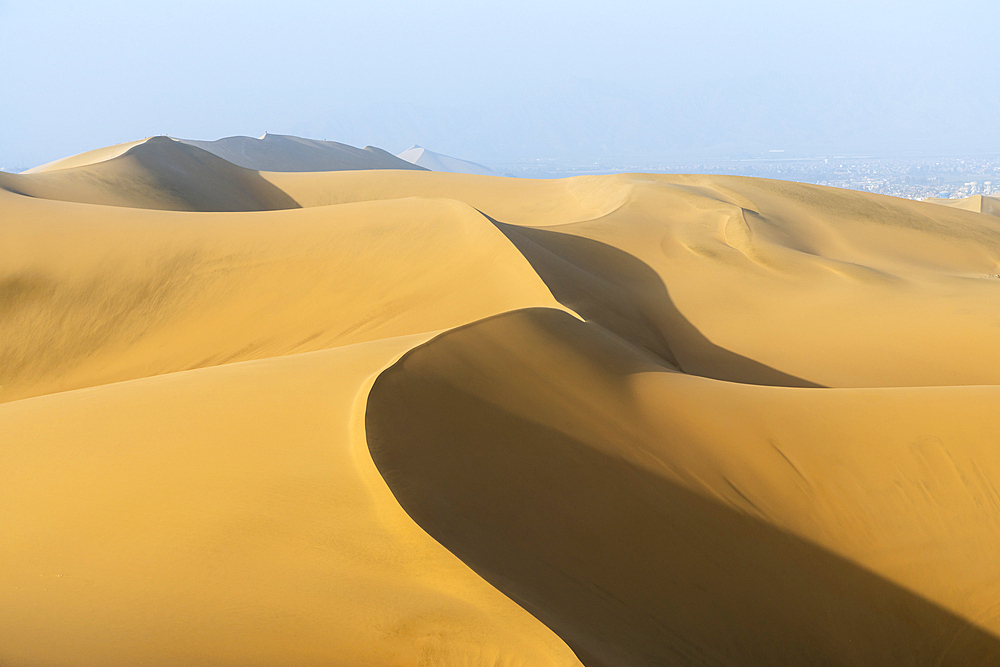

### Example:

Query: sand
xmin=927 ymin=193 xmax=1000 ymax=217
xmin=3 ymin=137 xmax=1000 ymax=665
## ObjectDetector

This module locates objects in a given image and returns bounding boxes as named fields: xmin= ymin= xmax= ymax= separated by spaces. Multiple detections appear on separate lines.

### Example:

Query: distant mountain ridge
xmin=25 ymin=134 xmax=427 ymax=174
xmin=180 ymin=134 xmax=426 ymax=172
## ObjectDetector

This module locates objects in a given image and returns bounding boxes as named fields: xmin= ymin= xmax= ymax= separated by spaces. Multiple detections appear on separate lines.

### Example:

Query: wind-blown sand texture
xmin=3 ymin=138 xmax=1000 ymax=666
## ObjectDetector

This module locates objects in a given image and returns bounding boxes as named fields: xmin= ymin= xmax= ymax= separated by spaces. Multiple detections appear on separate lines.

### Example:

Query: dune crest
xmin=4 ymin=136 xmax=1000 ymax=665
xmin=23 ymin=137 xmax=152 ymax=173
xmin=927 ymin=193 xmax=1000 ymax=217
xmin=0 ymin=136 xmax=300 ymax=211
xmin=367 ymin=308 xmax=1000 ymax=665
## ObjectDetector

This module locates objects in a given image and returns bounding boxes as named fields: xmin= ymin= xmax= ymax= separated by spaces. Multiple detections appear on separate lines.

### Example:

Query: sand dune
xmin=267 ymin=170 xmax=1000 ymax=387
xmin=0 ymin=338 xmax=580 ymax=667
xmin=927 ymin=193 xmax=1000 ymax=217
xmin=0 ymin=187 xmax=559 ymax=402
xmin=3 ymin=137 xmax=1000 ymax=665
xmin=0 ymin=137 xmax=300 ymax=211
xmin=23 ymin=137 xmax=151 ymax=173
xmin=397 ymin=144 xmax=496 ymax=175
xmin=368 ymin=308 xmax=1000 ymax=666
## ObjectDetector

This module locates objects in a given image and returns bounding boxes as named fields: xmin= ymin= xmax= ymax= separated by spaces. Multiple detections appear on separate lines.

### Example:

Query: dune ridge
xmin=927 ymin=193 xmax=1000 ymax=217
xmin=367 ymin=308 xmax=1000 ymax=666
xmin=3 ymin=137 xmax=1000 ymax=666
xmin=22 ymin=137 xmax=151 ymax=173
xmin=0 ymin=136 xmax=300 ymax=211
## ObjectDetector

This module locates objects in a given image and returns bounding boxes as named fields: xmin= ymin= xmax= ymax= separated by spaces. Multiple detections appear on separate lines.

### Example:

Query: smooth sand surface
xmin=0 ymin=339 xmax=580 ymax=667
xmin=22 ymin=137 xmax=151 ymax=173
xmin=3 ymin=137 xmax=1000 ymax=665
xmin=368 ymin=309 xmax=1000 ymax=666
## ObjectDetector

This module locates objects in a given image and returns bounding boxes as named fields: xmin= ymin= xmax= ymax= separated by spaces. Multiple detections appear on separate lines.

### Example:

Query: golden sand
xmin=3 ymin=139 xmax=1000 ymax=665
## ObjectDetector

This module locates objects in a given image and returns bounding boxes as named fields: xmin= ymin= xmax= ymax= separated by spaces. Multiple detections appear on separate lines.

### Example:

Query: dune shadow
xmin=125 ymin=137 xmax=303 ymax=211
xmin=366 ymin=310 xmax=1000 ymax=666
xmin=488 ymin=216 xmax=821 ymax=387
xmin=5 ymin=136 xmax=303 ymax=212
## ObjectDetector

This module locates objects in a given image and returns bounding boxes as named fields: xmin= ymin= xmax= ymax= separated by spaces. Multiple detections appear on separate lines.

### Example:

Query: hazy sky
xmin=2 ymin=0 xmax=998 ymax=169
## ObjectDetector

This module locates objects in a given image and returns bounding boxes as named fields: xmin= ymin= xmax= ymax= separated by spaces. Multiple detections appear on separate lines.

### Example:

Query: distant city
xmin=494 ymin=155 xmax=1000 ymax=201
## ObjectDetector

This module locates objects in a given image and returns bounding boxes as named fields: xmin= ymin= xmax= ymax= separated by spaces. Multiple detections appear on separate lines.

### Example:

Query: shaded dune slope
xmin=367 ymin=308 xmax=1000 ymax=666
xmin=491 ymin=217 xmax=821 ymax=387
xmin=0 ymin=137 xmax=300 ymax=211
xmin=0 ymin=338 xmax=581 ymax=667
xmin=268 ymin=169 xmax=1000 ymax=386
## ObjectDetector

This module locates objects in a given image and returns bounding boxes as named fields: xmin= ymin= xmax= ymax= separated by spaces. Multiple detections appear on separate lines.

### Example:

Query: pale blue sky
xmin=2 ymin=0 xmax=997 ymax=169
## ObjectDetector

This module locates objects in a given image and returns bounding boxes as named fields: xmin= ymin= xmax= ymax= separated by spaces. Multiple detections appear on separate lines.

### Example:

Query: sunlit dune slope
xmin=268 ymin=169 xmax=1000 ymax=387
xmin=0 ymin=338 xmax=581 ymax=667
xmin=0 ymin=188 xmax=560 ymax=402
xmin=179 ymin=133 xmax=426 ymax=172
xmin=22 ymin=137 xmax=150 ymax=173
xmin=367 ymin=308 xmax=1000 ymax=667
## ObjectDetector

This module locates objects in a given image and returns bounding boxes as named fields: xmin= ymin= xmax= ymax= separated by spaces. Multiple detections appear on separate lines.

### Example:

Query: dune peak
xmin=5 ymin=154 xmax=1000 ymax=666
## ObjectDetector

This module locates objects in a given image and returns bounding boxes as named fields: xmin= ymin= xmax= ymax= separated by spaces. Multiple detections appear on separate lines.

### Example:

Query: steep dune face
xmin=367 ymin=308 xmax=1000 ymax=666
xmin=525 ymin=177 xmax=1000 ymax=387
xmin=4 ymin=142 xmax=1000 ymax=666
xmin=179 ymin=133 xmax=426 ymax=172
xmin=22 ymin=137 xmax=151 ymax=173
xmin=269 ymin=169 xmax=1000 ymax=387
xmin=0 ymin=137 xmax=300 ymax=211
xmin=265 ymin=168 xmax=635 ymax=224
xmin=0 ymin=338 xmax=581 ymax=667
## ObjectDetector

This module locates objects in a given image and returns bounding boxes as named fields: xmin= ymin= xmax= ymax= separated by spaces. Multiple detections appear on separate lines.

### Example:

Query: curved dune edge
xmin=0 ymin=188 xmax=564 ymax=403
xmin=22 ymin=137 xmax=153 ymax=173
xmin=0 ymin=338 xmax=582 ymax=667
xmin=366 ymin=307 xmax=1000 ymax=666
xmin=6 ymin=137 xmax=1000 ymax=666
